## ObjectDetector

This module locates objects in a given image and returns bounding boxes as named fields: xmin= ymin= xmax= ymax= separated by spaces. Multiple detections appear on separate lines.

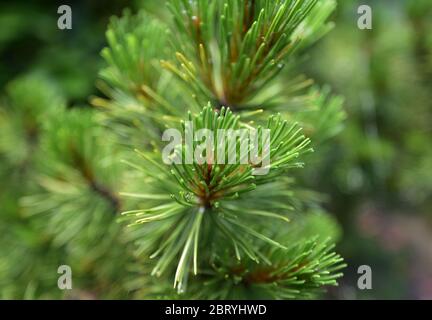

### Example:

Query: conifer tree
xmin=0 ymin=0 xmax=346 ymax=299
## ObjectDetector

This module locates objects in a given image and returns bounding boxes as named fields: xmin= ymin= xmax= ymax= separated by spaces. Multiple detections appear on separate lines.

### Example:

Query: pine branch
xmin=0 ymin=0 xmax=347 ymax=299
xmin=120 ymin=103 xmax=314 ymax=291
xmin=195 ymin=238 xmax=345 ymax=299
xmin=21 ymin=109 xmax=123 ymax=247
xmin=164 ymin=0 xmax=336 ymax=109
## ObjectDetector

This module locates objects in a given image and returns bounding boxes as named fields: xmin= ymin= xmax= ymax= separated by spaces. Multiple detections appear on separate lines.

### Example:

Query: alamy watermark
xmin=57 ymin=5 xmax=72 ymax=30
xmin=357 ymin=265 xmax=372 ymax=290
xmin=57 ymin=265 xmax=72 ymax=290
xmin=357 ymin=5 xmax=372 ymax=30
xmin=162 ymin=122 xmax=271 ymax=175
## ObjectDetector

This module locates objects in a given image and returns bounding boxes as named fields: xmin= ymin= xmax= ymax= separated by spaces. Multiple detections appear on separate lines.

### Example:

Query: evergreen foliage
xmin=0 ymin=0 xmax=347 ymax=299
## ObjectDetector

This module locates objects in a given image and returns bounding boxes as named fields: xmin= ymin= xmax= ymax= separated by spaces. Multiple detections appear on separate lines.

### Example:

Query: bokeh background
xmin=0 ymin=0 xmax=431 ymax=299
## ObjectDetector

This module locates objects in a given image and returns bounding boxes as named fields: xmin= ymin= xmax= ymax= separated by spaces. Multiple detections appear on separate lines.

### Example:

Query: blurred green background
xmin=0 ymin=0 xmax=431 ymax=299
